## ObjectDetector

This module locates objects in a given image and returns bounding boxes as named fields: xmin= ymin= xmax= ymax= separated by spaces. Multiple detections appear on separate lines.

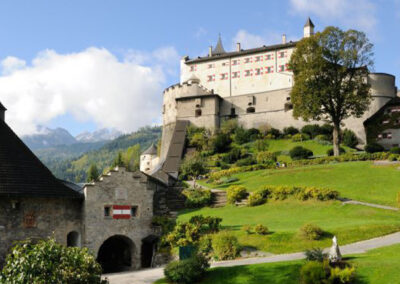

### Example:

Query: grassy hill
xmin=39 ymin=126 xmax=161 ymax=182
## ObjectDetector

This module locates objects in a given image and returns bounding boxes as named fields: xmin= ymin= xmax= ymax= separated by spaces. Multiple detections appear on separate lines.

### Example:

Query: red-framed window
xmin=278 ymin=65 xmax=285 ymax=72
xmin=232 ymin=71 xmax=240 ymax=79
xmin=254 ymin=55 xmax=263 ymax=62
xmin=244 ymin=57 xmax=252 ymax=64
xmin=254 ymin=67 xmax=263 ymax=76
xmin=190 ymin=65 xmax=197 ymax=72
xmin=265 ymin=66 xmax=274 ymax=73
xmin=265 ymin=53 xmax=274 ymax=60
xmin=232 ymin=59 xmax=240 ymax=66
xmin=278 ymin=51 xmax=287 ymax=58
xmin=207 ymin=74 xmax=215 ymax=82
xmin=244 ymin=69 xmax=253 ymax=77
xmin=220 ymin=73 xmax=228 ymax=80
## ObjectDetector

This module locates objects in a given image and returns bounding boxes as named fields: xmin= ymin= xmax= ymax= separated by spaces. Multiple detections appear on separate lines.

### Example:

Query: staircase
xmin=211 ymin=190 xmax=227 ymax=207
xmin=166 ymin=186 xmax=186 ymax=212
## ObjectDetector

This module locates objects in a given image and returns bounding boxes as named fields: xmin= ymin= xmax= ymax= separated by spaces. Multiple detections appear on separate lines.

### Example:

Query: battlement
xmin=163 ymin=80 xmax=213 ymax=99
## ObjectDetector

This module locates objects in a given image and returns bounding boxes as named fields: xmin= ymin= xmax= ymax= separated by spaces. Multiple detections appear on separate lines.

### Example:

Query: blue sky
xmin=0 ymin=0 xmax=399 ymax=136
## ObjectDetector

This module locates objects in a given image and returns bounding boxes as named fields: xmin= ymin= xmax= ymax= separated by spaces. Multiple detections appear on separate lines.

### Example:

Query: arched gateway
xmin=97 ymin=235 xmax=135 ymax=273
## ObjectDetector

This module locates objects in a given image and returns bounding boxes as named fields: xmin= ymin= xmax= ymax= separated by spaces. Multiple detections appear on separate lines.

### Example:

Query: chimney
xmin=236 ymin=42 xmax=241 ymax=52
xmin=0 ymin=102 xmax=6 ymax=121
xmin=209 ymin=46 xmax=213 ymax=57
xmin=282 ymin=34 xmax=287 ymax=44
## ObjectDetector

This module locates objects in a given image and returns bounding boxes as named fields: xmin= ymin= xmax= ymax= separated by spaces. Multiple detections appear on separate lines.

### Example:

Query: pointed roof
xmin=304 ymin=17 xmax=315 ymax=28
xmin=212 ymin=34 xmax=226 ymax=55
xmin=0 ymin=102 xmax=6 ymax=111
xmin=142 ymin=143 xmax=157 ymax=155
xmin=0 ymin=119 xmax=82 ymax=198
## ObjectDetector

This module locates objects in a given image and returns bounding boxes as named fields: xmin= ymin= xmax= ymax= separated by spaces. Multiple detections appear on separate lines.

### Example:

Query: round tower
xmin=140 ymin=144 xmax=159 ymax=173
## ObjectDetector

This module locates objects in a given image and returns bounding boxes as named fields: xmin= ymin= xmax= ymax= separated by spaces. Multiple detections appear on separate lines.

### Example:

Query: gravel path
xmin=104 ymin=232 xmax=400 ymax=284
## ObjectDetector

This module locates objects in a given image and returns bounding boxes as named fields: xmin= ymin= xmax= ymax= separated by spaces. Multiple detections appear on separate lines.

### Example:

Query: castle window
xmin=286 ymin=97 xmax=291 ymax=101
xmin=208 ymin=63 xmax=214 ymax=69
xmin=246 ymin=106 xmax=255 ymax=113
xmin=255 ymin=68 xmax=262 ymax=75
xmin=222 ymin=62 xmax=229 ymax=67
xmin=278 ymin=65 xmax=285 ymax=72
xmin=230 ymin=108 xmax=236 ymax=116
xmin=130 ymin=206 xmax=138 ymax=217
xmin=195 ymin=109 xmax=202 ymax=117
xmin=190 ymin=65 xmax=196 ymax=72
xmin=207 ymin=75 xmax=215 ymax=82
xmin=104 ymin=206 xmax=111 ymax=217
xmin=255 ymin=56 xmax=262 ymax=62
xmin=285 ymin=64 xmax=291 ymax=71
xmin=244 ymin=57 xmax=252 ymax=63
xmin=220 ymin=73 xmax=228 ymax=80
xmin=247 ymin=96 xmax=254 ymax=106
xmin=284 ymin=102 xmax=293 ymax=111
xmin=278 ymin=51 xmax=286 ymax=58
xmin=162 ymin=104 xmax=165 ymax=114
xmin=232 ymin=71 xmax=240 ymax=79
xmin=265 ymin=54 xmax=273 ymax=60
xmin=245 ymin=70 xmax=252 ymax=77
xmin=265 ymin=66 xmax=273 ymax=73
xmin=232 ymin=59 xmax=240 ymax=66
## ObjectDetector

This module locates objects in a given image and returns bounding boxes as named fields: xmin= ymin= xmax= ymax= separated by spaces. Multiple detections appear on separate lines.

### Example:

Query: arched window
xmin=67 ymin=231 xmax=81 ymax=247
xmin=246 ymin=106 xmax=255 ymax=113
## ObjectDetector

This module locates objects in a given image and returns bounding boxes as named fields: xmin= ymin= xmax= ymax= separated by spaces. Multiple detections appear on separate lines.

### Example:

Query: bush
xmin=291 ymin=133 xmax=310 ymax=142
xmin=198 ymin=235 xmax=213 ymax=256
xmin=0 ymin=238 xmax=106 ymax=284
xmin=234 ymin=127 xmax=251 ymax=145
xmin=182 ymin=188 xmax=212 ymax=208
xmin=248 ymin=191 xmax=266 ymax=206
xmin=212 ymin=232 xmax=239 ymax=260
xmin=247 ymin=128 xmax=261 ymax=141
xmin=283 ymin=126 xmax=299 ymax=136
xmin=235 ymin=156 xmax=256 ymax=167
xmin=305 ymin=248 xmax=326 ymax=262
xmin=254 ymin=139 xmax=269 ymax=151
xmin=226 ymin=185 xmax=248 ymax=204
xmin=314 ymin=134 xmax=330 ymax=142
xmin=326 ymin=147 xmax=346 ymax=156
xmin=390 ymin=146 xmax=400 ymax=154
xmin=300 ymin=261 xmax=328 ymax=284
xmin=329 ymin=266 xmax=356 ymax=283
xmin=220 ymin=119 xmax=238 ymax=134
xmin=289 ymin=146 xmax=313 ymax=160
xmin=365 ymin=142 xmax=384 ymax=153
xmin=254 ymin=224 xmax=268 ymax=235
xmin=301 ymin=124 xmax=322 ymax=139
xmin=256 ymin=151 xmax=277 ymax=164
xmin=299 ymin=223 xmax=324 ymax=240
xmin=164 ymin=254 xmax=209 ymax=284
xmin=342 ymin=129 xmax=358 ymax=148
xmin=223 ymin=147 xmax=242 ymax=164
xmin=212 ymin=132 xmax=232 ymax=153
xmin=388 ymin=154 xmax=398 ymax=161
xmin=242 ymin=225 xmax=252 ymax=234
xmin=268 ymin=128 xmax=281 ymax=138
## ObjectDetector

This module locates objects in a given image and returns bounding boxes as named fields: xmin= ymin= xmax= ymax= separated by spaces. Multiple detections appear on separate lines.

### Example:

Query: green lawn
xmin=177 ymin=199 xmax=400 ymax=253
xmin=203 ymin=161 xmax=400 ymax=206
xmin=155 ymin=243 xmax=400 ymax=284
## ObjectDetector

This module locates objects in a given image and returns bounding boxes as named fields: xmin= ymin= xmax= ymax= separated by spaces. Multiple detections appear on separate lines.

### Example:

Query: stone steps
xmin=211 ymin=190 xmax=227 ymax=208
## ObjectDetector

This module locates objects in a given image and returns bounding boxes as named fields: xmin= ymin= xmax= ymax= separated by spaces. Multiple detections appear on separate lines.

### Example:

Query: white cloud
xmin=289 ymin=0 xmax=377 ymax=33
xmin=194 ymin=27 xmax=207 ymax=39
xmin=0 ymin=47 xmax=178 ymax=135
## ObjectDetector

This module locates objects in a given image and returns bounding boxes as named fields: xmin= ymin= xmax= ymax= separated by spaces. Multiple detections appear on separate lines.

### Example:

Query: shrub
xmin=289 ymin=146 xmax=313 ymax=160
xmin=212 ymin=132 xmax=232 ymax=153
xmin=223 ymin=147 xmax=242 ymax=164
xmin=299 ymin=223 xmax=324 ymax=240
xmin=212 ymin=232 xmax=239 ymax=260
xmin=320 ymin=124 xmax=334 ymax=138
xmin=226 ymin=185 xmax=248 ymax=204
xmin=248 ymin=191 xmax=266 ymax=206
xmin=291 ymin=133 xmax=310 ymax=142
xmin=305 ymin=248 xmax=326 ymax=262
xmin=300 ymin=261 xmax=328 ymax=284
xmin=254 ymin=139 xmax=269 ymax=151
xmin=342 ymin=129 xmax=358 ymax=148
xmin=242 ymin=225 xmax=252 ymax=234
xmin=179 ymin=153 xmax=208 ymax=181
xmin=0 ymin=238 xmax=106 ymax=284
xmin=329 ymin=266 xmax=356 ymax=283
xmin=314 ymin=134 xmax=330 ymax=142
xmin=254 ymin=224 xmax=268 ymax=235
xmin=164 ymin=254 xmax=209 ymax=284
xmin=283 ymin=126 xmax=299 ymax=136
xmin=234 ymin=127 xmax=251 ymax=144
xmin=247 ymin=128 xmax=261 ymax=141
xmin=235 ymin=156 xmax=256 ymax=167
xmin=365 ymin=142 xmax=384 ymax=153
xmin=326 ymin=147 xmax=346 ymax=156
xmin=198 ymin=235 xmax=213 ymax=256
xmin=268 ymin=128 xmax=281 ymax=138
xmin=256 ymin=151 xmax=277 ymax=164
xmin=301 ymin=124 xmax=322 ymax=139
xmin=388 ymin=154 xmax=398 ymax=161
xmin=182 ymin=188 xmax=212 ymax=208
xmin=220 ymin=119 xmax=238 ymax=134
xmin=390 ymin=146 xmax=400 ymax=154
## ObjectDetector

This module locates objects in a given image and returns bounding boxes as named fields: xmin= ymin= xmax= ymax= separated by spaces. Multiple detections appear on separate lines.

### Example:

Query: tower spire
xmin=212 ymin=34 xmax=226 ymax=55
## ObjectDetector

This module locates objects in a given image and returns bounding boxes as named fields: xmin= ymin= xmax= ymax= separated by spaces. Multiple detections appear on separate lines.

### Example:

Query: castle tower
xmin=212 ymin=34 xmax=226 ymax=55
xmin=304 ymin=17 xmax=315 ymax=38
xmin=0 ymin=102 xmax=6 ymax=121
xmin=140 ymin=144 xmax=159 ymax=173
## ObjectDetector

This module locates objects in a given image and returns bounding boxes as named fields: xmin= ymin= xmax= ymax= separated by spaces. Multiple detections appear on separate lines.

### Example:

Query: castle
xmin=159 ymin=18 xmax=400 ymax=165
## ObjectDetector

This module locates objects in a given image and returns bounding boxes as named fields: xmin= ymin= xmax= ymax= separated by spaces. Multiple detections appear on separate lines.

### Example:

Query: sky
xmin=0 ymin=0 xmax=399 ymax=136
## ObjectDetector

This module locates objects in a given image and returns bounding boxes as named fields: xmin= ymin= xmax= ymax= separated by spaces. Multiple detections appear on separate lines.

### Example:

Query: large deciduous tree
xmin=289 ymin=26 xmax=373 ymax=156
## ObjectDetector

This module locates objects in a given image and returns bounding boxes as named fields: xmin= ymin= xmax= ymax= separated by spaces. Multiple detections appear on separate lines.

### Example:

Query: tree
xmin=0 ymin=238 xmax=107 ymax=284
xmin=179 ymin=153 xmax=208 ymax=188
xmin=289 ymin=26 xmax=373 ymax=156
xmin=87 ymin=163 xmax=99 ymax=182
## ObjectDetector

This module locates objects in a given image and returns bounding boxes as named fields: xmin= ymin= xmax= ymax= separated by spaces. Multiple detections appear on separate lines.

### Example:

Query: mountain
xmin=22 ymin=126 xmax=77 ymax=150
xmin=34 ymin=126 xmax=162 ymax=182
xmin=75 ymin=128 xmax=123 ymax=143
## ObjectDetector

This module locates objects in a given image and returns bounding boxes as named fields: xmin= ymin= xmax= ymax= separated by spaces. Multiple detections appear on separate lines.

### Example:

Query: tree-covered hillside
xmin=36 ymin=126 xmax=162 ymax=182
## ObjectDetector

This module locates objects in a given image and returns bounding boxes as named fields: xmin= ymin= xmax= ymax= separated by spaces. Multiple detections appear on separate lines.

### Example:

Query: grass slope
xmin=177 ymin=200 xmax=400 ymax=253
xmin=204 ymin=161 xmax=400 ymax=206
xmin=156 ymin=244 xmax=400 ymax=284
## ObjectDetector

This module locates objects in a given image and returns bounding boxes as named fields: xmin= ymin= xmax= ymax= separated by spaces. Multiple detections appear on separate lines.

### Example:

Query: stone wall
xmin=83 ymin=167 xmax=166 ymax=270
xmin=0 ymin=197 xmax=82 ymax=266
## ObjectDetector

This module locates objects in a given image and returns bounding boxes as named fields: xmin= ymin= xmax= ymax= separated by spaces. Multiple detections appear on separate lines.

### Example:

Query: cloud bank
xmin=0 ymin=47 xmax=179 ymax=135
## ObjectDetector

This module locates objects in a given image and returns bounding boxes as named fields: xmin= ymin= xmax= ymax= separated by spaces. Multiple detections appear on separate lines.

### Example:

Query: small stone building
xmin=0 ymin=104 xmax=172 ymax=272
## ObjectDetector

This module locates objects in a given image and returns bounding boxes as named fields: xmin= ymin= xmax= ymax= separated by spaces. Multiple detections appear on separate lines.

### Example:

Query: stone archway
xmin=97 ymin=235 xmax=135 ymax=273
